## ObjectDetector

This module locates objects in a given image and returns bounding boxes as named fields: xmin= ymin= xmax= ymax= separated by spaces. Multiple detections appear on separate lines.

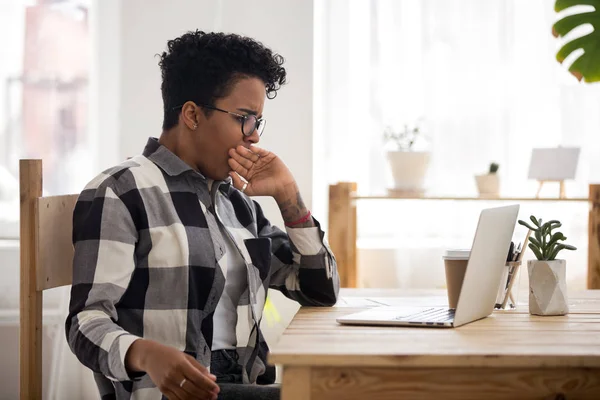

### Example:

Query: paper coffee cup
xmin=443 ymin=249 xmax=470 ymax=309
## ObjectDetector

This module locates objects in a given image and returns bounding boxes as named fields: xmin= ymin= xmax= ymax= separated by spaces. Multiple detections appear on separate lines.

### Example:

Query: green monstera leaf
xmin=552 ymin=0 xmax=600 ymax=82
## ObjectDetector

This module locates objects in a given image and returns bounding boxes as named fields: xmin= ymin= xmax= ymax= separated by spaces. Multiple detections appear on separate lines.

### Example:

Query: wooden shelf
xmin=353 ymin=194 xmax=589 ymax=202
xmin=328 ymin=181 xmax=600 ymax=290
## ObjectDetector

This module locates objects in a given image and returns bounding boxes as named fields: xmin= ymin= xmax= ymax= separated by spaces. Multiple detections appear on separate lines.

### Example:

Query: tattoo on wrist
xmin=279 ymin=190 xmax=307 ymax=223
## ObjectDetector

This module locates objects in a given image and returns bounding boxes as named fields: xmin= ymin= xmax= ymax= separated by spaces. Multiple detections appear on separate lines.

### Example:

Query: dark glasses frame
xmin=173 ymin=103 xmax=266 ymax=137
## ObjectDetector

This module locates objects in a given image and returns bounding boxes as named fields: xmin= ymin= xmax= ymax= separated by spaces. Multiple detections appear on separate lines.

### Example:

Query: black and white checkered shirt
xmin=66 ymin=138 xmax=339 ymax=399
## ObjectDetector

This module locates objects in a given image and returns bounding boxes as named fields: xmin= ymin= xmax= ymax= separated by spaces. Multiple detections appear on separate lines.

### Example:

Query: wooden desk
xmin=269 ymin=289 xmax=600 ymax=400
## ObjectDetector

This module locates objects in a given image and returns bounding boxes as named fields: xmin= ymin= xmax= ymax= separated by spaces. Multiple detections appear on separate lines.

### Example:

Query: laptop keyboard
xmin=393 ymin=308 xmax=455 ymax=323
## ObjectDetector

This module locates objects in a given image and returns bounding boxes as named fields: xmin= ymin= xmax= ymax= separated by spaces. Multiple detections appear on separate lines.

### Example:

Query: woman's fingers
xmin=228 ymin=172 xmax=250 ymax=193
xmin=162 ymin=389 xmax=182 ymax=400
xmin=228 ymin=158 xmax=248 ymax=178
xmin=185 ymin=356 xmax=218 ymax=382
xmin=176 ymin=380 xmax=218 ymax=400
xmin=235 ymin=146 xmax=260 ymax=162
xmin=247 ymin=144 xmax=270 ymax=158
xmin=229 ymin=148 xmax=254 ymax=169
xmin=228 ymin=171 xmax=243 ymax=189
xmin=175 ymin=359 xmax=220 ymax=399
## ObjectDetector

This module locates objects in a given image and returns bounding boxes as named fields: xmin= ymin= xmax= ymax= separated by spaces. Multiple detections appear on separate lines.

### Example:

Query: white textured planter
xmin=528 ymin=260 xmax=569 ymax=316
xmin=386 ymin=151 xmax=430 ymax=193
xmin=475 ymin=174 xmax=499 ymax=197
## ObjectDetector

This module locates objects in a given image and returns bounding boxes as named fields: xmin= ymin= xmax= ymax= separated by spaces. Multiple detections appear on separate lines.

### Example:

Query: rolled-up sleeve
xmin=65 ymin=182 xmax=142 ymax=382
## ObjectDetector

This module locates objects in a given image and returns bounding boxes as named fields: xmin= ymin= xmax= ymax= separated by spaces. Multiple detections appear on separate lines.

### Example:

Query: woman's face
xmin=189 ymin=77 xmax=266 ymax=180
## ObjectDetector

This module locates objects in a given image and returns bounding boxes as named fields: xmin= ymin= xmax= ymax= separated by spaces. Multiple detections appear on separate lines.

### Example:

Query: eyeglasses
xmin=173 ymin=103 xmax=266 ymax=137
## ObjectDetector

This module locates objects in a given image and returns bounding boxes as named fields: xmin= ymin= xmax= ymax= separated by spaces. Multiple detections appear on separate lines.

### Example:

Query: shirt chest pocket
xmin=147 ymin=223 xmax=217 ymax=269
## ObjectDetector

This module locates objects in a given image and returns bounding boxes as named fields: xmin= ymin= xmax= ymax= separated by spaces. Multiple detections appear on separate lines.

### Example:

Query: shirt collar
xmin=143 ymin=137 xmax=233 ymax=187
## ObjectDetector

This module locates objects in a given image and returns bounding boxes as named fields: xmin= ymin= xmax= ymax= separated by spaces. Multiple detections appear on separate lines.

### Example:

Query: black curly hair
xmin=158 ymin=31 xmax=287 ymax=130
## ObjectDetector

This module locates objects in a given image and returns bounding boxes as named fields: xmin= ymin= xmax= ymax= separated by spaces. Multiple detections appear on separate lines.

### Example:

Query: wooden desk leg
xmin=281 ymin=367 xmax=311 ymax=400
xmin=589 ymin=184 xmax=600 ymax=289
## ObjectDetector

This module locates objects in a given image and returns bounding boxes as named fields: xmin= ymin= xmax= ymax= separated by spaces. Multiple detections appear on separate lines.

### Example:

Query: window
xmin=317 ymin=0 xmax=600 ymax=290
xmin=0 ymin=0 xmax=92 ymax=238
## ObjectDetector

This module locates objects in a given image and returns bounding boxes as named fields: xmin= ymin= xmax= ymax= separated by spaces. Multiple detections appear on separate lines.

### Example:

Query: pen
xmin=507 ymin=241 xmax=514 ymax=262
xmin=513 ymin=242 xmax=522 ymax=261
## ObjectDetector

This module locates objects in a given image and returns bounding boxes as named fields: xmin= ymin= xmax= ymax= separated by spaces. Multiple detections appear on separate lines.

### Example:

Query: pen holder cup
xmin=494 ymin=261 xmax=522 ymax=310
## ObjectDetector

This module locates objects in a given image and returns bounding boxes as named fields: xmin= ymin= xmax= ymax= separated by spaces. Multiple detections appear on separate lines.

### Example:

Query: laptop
xmin=336 ymin=205 xmax=519 ymax=328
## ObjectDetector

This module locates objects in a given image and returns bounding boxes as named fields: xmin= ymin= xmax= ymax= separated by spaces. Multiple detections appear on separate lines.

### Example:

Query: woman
xmin=66 ymin=31 xmax=339 ymax=400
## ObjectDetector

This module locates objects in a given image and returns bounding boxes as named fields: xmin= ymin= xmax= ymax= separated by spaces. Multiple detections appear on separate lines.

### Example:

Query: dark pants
xmin=211 ymin=350 xmax=280 ymax=400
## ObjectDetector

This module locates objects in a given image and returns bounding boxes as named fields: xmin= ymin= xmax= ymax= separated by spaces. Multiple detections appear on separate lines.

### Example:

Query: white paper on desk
xmin=527 ymin=147 xmax=580 ymax=181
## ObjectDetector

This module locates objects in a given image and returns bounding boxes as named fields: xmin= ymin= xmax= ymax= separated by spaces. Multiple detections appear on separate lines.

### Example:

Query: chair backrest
xmin=20 ymin=159 xmax=76 ymax=400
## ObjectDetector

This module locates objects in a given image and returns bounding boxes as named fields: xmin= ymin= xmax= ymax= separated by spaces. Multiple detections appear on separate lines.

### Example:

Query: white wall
xmin=90 ymin=0 xmax=122 ymax=172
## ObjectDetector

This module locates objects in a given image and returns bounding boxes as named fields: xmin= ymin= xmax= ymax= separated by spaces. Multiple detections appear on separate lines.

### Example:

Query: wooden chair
xmin=20 ymin=159 xmax=77 ymax=400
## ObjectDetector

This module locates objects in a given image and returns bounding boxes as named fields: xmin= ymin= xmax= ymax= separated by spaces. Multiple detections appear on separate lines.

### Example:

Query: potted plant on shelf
xmin=518 ymin=215 xmax=577 ymax=316
xmin=383 ymin=122 xmax=430 ymax=195
xmin=475 ymin=162 xmax=500 ymax=197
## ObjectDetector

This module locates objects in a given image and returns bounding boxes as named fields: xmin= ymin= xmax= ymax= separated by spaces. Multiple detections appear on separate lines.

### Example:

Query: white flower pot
xmin=527 ymin=259 xmax=569 ymax=316
xmin=475 ymin=174 xmax=499 ymax=197
xmin=386 ymin=151 xmax=430 ymax=193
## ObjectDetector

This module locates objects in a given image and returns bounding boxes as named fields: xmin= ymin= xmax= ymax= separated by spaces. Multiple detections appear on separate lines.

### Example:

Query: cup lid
xmin=443 ymin=249 xmax=470 ymax=260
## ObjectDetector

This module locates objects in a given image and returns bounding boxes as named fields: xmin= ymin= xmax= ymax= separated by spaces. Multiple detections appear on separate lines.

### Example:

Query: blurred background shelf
xmin=328 ymin=181 xmax=600 ymax=289
xmin=355 ymin=194 xmax=590 ymax=202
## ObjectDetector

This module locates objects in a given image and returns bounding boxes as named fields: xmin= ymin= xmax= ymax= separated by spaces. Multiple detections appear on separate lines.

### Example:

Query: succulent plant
xmin=518 ymin=215 xmax=577 ymax=261
xmin=489 ymin=162 xmax=499 ymax=174
xmin=383 ymin=124 xmax=424 ymax=151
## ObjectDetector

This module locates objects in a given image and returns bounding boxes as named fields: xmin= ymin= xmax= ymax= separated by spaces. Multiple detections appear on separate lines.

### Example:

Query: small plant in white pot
xmin=475 ymin=162 xmax=500 ymax=197
xmin=383 ymin=123 xmax=430 ymax=195
xmin=518 ymin=216 xmax=576 ymax=316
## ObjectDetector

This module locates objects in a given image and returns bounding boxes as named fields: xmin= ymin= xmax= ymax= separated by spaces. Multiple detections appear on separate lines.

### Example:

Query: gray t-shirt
xmin=212 ymin=223 xmax=247 ymax=350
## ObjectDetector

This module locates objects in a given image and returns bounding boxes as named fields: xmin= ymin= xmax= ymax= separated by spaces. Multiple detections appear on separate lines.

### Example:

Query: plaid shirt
xmin=66 ymin=138 xmax=339 ymax=399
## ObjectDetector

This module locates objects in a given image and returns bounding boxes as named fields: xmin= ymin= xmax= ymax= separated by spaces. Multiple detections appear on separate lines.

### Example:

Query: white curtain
xmin=318 ymin=0 xmax=600 ymax=290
